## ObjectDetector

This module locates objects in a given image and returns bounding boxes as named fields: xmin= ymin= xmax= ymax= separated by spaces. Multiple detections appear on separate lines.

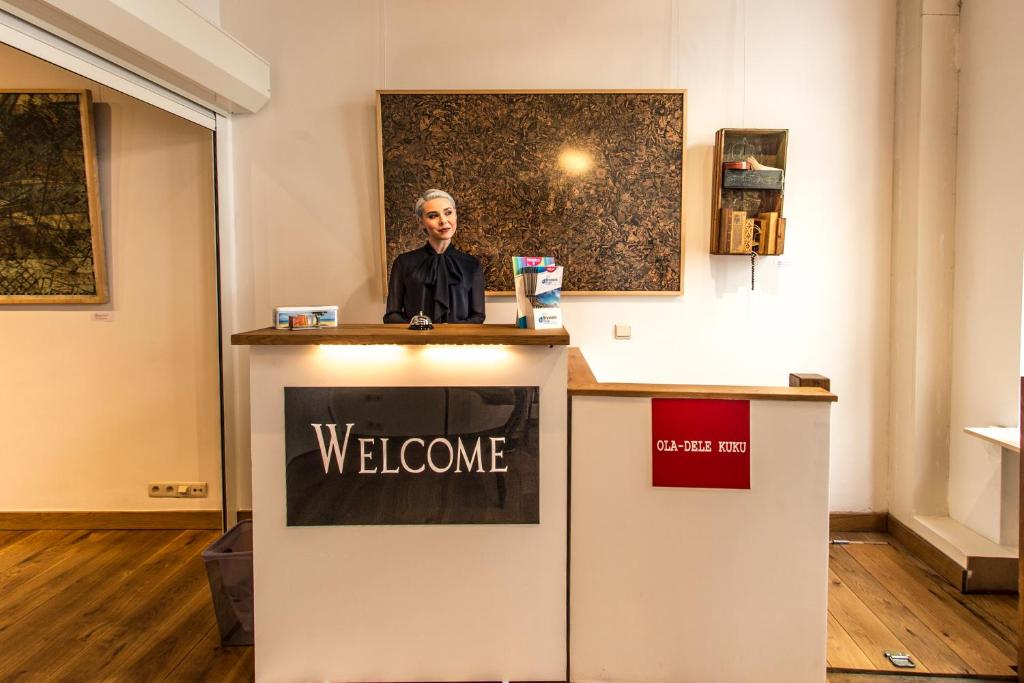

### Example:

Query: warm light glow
xmin=419 ymin=345 xmax=512 ymax=365
xmin=317 ymin=344 xmax=407 ymax=363
xmin=558 ymin=148 xmax=593 ymax=175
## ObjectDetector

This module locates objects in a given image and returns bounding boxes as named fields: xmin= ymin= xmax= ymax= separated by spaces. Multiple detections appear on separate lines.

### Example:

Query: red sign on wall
xmin=652 ymin=398 xmax=750 ymax=489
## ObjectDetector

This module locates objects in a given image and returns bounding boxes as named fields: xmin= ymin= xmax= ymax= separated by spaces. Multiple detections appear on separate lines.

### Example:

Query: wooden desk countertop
xmin=231 ymin=323 xmax=570 ymax=346
xmin=568 ymin=348 xmax=838 ymax=402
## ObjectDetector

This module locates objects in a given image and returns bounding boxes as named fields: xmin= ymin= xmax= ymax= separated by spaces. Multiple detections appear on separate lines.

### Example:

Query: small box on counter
xmin=273 ymin=306 xmax=339 ymax=330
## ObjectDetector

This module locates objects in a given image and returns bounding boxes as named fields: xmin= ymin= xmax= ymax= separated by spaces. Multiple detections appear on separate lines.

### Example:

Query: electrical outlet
xmin=148 ymin=481 xmax=208 ymax=498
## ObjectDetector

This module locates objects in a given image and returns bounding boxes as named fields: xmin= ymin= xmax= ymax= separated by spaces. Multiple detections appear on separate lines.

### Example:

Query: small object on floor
xmin=884 ymin=651 xmax=916 ymax=668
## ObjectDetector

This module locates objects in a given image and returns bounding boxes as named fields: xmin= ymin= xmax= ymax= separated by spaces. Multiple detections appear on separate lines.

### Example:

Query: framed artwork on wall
xmin=0 ymin=90 xmax=108 ymax=304
xmin=377 ymin=90 xmax=686 ymax=296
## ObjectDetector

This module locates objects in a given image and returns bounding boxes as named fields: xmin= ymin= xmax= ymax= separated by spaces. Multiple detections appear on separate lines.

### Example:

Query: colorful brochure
xmin=512 ymin=257 xmax=563 ymax=329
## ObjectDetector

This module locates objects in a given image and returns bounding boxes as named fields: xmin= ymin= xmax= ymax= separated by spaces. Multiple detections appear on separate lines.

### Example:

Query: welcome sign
xmin=284 ymin=387 xmax=540 ymax=525
xmin=651 ymin=398 xmax=751 ymax=489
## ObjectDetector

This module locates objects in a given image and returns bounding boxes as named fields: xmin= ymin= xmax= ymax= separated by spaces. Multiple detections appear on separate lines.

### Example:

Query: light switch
xmin=614 ymin=324 xmax=631 ymax=339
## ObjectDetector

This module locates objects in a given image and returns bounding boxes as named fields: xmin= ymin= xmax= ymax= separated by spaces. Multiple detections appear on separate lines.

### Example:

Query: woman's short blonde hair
xmin=414 ymin=189 xmax=456 ymax=218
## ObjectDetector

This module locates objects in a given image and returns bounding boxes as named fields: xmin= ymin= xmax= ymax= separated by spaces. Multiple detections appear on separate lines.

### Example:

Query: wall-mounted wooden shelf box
xmin=710 ymin=128 xmax=789 ymax=255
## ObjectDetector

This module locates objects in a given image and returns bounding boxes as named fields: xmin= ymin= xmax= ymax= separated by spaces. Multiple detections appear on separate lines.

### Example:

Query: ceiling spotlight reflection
xmin=558 ymin=148 xmax=593 ymax=175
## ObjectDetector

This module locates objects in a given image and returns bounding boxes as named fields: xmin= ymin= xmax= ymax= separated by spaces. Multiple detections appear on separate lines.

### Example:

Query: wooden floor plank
xmin=844 ymin=542 xmax=1016 ymax=676
xmin=0 ymin=530 xmax=133 ymax=635
xmin=0 ymin=530 xmax=92 ymax=587
xmin=8 ymin=531 xmax=213 ymax=682
xmin=0 ymin=530 xmax=30 ymax=545
xmin=0 ymin=530 xmax=254 ymax=683
xmin=928 ymin=578 xmax=1019 ymax=648
xmin=849 ymin=531 xmax=1017 ymax=677
xmin=828 ymin=673 xmax=1015 ymax=683
xmin=831 ymin=532 xmax=891 ymax=544
xmin=863 ymin=539 xmax=1017 ymax=656
xmin=41 ymin=533 xmax=217 ymax=682
xmin=969 ymin=592 xmax=1019 ymax=641
xmin=90 ymin=583 xmax=214 ymax=683
xmin=0 ymin=530 xmax=180 ymax=677
xmin=829 ymin=544 xmax=973 ymax=675
xmin=828 ymin=568 xmax=928 ymax=672
xmin=827 ymin=613 xmax=875 ymax=670
xmin=164 ymin=624 xmax=255 ymax=683
xmin=0 ymin=530 xmax=47 ymax=572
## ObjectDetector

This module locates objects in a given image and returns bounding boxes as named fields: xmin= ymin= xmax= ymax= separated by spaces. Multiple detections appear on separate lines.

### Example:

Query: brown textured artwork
xmin=0 ymin=90 xmax=107 ymax=304
xmin=377 ymin=91 xmax=685 ymax=295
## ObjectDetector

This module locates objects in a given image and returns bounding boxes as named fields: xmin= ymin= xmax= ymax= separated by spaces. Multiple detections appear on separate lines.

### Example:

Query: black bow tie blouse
xmin=383 ymin=243 xmax=486 ymax=324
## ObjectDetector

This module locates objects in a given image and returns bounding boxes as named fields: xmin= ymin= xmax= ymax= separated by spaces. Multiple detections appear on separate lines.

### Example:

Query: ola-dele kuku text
xmin=310 ymin=423 xmax=510 ymax=475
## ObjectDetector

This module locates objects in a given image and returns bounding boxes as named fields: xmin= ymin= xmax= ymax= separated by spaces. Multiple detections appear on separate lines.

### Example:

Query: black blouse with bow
xmin=383 ymin=243 xmax=486 ymax=324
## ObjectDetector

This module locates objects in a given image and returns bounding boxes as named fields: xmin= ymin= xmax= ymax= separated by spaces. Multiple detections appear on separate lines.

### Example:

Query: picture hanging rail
xmin=376 ymin=90 xmax=686 ymax=296
xmin=0 ymin=90 xmax=108 ymax=304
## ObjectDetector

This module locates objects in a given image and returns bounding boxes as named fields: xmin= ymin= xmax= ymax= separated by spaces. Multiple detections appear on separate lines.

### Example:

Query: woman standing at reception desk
xmin=384 ymin=188 xmax=486 ymax=324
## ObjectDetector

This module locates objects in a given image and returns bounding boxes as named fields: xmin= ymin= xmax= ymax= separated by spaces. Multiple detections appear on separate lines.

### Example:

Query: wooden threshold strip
xmin=0 ymin=511 xmax=222 ymax=530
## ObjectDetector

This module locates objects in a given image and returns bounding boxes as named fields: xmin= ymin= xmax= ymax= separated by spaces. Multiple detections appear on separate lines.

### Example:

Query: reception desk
xmin=233 ymin=326 xmax=836 ymax=683
xmin=568 ymin=349 xmax=837 ymax=683
xmin=232 ymin=324 xmax=570 ymax=682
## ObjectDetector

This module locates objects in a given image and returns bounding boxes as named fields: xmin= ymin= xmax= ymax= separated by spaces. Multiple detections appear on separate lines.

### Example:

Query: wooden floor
xmin=828 ymin=531 xmax=1018 ymax=679
xmin=828 ymin=674 xmax=1015 ymax=683
xmin=0 ymin=528 xmax=254 ymax=682
xmin=2 ymin=527 xmax=1018 ymax=681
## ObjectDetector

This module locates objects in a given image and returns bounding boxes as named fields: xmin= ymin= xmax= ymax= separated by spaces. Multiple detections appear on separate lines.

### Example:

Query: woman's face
xmin=419 ymin=198 xmax=457 ymax=242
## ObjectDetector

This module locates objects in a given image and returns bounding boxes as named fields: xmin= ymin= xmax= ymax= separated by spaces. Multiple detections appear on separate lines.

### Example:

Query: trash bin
xmin=202 ymin=519 xmax=254 ymax=646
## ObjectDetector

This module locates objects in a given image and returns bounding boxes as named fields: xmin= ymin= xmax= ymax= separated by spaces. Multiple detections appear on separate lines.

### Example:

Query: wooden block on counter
xmin=789 ymin=373 xmax=831 ymax=391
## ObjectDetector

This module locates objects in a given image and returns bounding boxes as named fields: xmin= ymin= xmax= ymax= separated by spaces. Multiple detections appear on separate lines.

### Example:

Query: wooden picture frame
xmin=376 ymin=90 xmax=686 ymax=296
xmin=0 ymin=90 xmax=108 ymax=304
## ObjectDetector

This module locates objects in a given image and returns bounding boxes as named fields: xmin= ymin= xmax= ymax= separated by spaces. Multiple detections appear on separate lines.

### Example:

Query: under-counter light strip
xmin=316 ymin=344 xmax=512 ymax=364
xmin=316 ymin=344 xmax=406 ymax=362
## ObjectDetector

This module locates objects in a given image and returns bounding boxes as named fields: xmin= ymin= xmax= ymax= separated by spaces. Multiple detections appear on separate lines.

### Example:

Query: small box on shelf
xmin=717 ymin=209 xmax=786 ymax=256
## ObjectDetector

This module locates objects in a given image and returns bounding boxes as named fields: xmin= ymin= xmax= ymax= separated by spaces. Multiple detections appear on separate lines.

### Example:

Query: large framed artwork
xmin=377 ymin=90 xmax=686 ymax=296
xmin=0 ymin=90 xmax=108 ymax=304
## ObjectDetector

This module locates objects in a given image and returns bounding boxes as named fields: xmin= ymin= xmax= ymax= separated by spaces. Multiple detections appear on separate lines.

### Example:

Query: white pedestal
xmin=570 ymin=396 xmax=831 ymax=683
xmin=248 ymin=344 xmax=568 ymax=682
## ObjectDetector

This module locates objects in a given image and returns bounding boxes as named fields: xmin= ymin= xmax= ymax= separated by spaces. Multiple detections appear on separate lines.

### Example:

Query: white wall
xmin=887 ymin=0 xmax=960 ymax=524
xmin=0 ymin=44 xmax=221 ymax=511
xmin=180 ymin=0 xmax=220 ymax=26
xmin=221 ymin=0 xmax=896 ymax=512
xmin=946 ymin=0 xmax=1024 ymax=543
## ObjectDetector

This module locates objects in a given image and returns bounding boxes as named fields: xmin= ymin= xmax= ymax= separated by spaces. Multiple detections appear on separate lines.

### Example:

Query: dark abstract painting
xmin=377 ymin=91 xmax=685 ymax=295
xmin=0 ymin=91 xmax=107 ymax=303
